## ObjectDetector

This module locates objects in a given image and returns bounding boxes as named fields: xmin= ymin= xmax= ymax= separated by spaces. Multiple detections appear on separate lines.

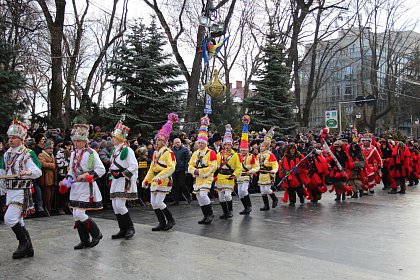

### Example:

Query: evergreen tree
xmin=0 ymin=17 xmax=26 ymax=138
xmin=244 ymin=31 xmax=295 ymax=134
xmin=107 ymin=18 xmax=184 ymax=136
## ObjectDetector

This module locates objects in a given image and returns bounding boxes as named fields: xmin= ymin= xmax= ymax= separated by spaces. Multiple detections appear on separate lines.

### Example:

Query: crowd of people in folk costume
xmin=1 ymin=113 xmax=418 ymax=259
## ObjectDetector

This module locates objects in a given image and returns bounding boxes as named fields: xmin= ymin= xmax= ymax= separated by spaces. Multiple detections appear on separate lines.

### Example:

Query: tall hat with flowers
xmin=71 ymin=124 xmax=90 ymax=142
xmin=155 ymin=113 xmax=179 ymax=142
xmin=7 ymin=118 xmax=28 ymax=140
xmin=222 ymin=124 xmax=233 ymax=145
xmin=263 ymin=126 xmax=276 ymax=146
xmin=112 ymin=118 xmax=130 ymax=142
xmin=196 ymin=115 xmax=210 ymax=143
xmin=240 ymin=115 xmax=250 ymax=150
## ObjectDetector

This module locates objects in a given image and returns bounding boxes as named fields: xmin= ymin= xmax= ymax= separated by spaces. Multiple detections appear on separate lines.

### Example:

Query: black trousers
xmin=172 ymin=171 xmax=190 ymax=202
xmin=287 ymin=185 xmax=304 ymax=203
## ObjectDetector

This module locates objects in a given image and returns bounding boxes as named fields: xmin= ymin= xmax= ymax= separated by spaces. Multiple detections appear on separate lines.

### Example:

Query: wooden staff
xmin=0 ymin=174 xmax=19 ymax=179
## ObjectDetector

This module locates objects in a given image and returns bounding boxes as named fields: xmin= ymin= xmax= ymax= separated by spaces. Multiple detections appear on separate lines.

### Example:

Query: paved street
xmin=1 ymin=185 xmax=419 ymax=280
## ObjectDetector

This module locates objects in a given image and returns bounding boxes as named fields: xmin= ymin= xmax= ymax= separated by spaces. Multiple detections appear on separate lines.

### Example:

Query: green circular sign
xmin=326 ymin=119 xmax=337 ymax=127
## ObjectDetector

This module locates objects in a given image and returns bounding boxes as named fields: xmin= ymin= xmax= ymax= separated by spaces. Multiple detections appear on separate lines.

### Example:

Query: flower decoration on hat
xmin=155 ymin=113 xmax=179 ymax=142
xmin=71 ymin=124 xmax=90 ymax=142
xmin=263 ymin=127 xmax=276 ymax=146
xmin=7 ymin=118 xmax=28 ymax=140
xmin=222 ymin=124 xmax=233 ymax=145
xmin=196 ymin=115 xmax=210 ymax=144
xmin=240 ymin=115 xmax=250 ymax=150
xmin=112 ymin=120 xmax=130 ymax=142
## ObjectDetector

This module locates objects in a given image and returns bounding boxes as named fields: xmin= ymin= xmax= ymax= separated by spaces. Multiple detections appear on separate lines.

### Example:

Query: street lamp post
xmin=415 ymin=119 xmax=419 ymax=139
xmin=339 ymin=99 xmax=375 ymax=135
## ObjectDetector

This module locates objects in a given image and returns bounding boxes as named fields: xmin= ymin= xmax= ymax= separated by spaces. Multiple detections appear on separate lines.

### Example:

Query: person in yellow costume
xmin=142 ymin=113 xmax=178 ymax=231
xmin=215 ymin=124 xmax=242 ymax=219
xmin=257 ymin=127 xmax=279 ymax=211
xmin=188 ymin=115 xmax=218 ymax=225
xmin=237 ymin=115 xmax=260 ymax=214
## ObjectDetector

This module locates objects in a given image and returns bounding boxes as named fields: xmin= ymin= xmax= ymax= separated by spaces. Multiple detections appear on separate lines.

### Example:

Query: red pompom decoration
xmin=144 ymin=180 xmax=149 ymax=185
xmin=157 ymin=179 xmax=162 ymax=184
xmin=59 ymin=185 xmax=69 ymax=194
xmin=86 ymin=175 xmax=94 ymax=183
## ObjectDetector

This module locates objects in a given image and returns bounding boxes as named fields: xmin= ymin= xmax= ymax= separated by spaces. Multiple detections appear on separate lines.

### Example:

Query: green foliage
xmin=0 ymin=17 xmax=26 ymax=138
xmin=107 ymin=18 xmax=184 ymax=137
xmin=243 ymin=31 xmax=296 ymax=134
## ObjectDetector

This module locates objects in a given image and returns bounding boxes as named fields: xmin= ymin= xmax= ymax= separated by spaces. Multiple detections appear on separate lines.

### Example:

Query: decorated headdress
xmin=361 ymin=132 xmax=372 ymax=142
xmin=222 ymin=124 xmax=233 ymax=145
xmin=71 ymin=124 xmax=90 ymax=142
xmin=263 ymin=127 xmax=276 ymax=146
xmin=196 ymin=115 xmax=210 ymax=144
xmin=155 ymin=113 xmax=179 ymax=142
xmin=7 ymin=118 xmax=28 ymax=140
xmin=240 ymin=115 xmax=250 ymax=150
xmin=112 ymin=121 xmax=130 ymax=142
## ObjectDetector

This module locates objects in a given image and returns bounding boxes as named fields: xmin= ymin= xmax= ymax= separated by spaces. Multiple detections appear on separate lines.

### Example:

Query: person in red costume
xmin=388 ymin=142 xmax=411 ymax=194
xmin=360 ymin=133 xmax=382 ymax=194
xmin=327 ymin=140 xmax=351 ymax=201
xmin=303 ymin=147 xmax=329 ymax=204
xmin=279 ymin=143 xmax=307 ymax=206
xmin=407 ymin=141 xmax=419 ymax=187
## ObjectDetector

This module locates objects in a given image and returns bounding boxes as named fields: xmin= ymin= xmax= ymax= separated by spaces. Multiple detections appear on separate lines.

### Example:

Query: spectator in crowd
xmin=137 ymin=132 xmax=147 ymax=146
xmin=136 ymin=145 xmax=150 ymax=205
xmin=99 ymin=140 xmax=113 ymax=208
xmin=33 ymin=133 xmax=46 ymax=214
xmin=90 ymin=141 xmax=100 ymax=153
xmin=56 ymin=140 xmax=71 ymax=214
xmin=38 ymin=139 xmax=57 ymax=214
xmin=171 ymin=138 xmax=191 ymax=205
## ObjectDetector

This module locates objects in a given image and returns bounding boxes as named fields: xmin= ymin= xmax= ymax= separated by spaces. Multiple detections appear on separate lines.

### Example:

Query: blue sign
xmin=204 ymin=108 xmax=212 ymax=114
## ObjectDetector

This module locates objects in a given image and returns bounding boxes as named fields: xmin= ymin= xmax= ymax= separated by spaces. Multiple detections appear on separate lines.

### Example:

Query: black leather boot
xmin=198 ymin=206 xmax=207 ymax=224
xmin=219 ymin=201 xmax=229 ymax=219
xmin=111 ymin=214 xmax=126 ymax=239
xmin=341 ymin=193 xmax=346 ymax=201
xmin=398 ymin=185 xmax=406 ymax=194
xmin=270 ymin=193 xmax=279 ymax=208
xmin=226 ymin=200 xmax=233 ymax=218
xmin=85 ymin=219 xmax=102 ymax=248
xmin=260 ymin=195 xmax=270 ymax=211
xmin=335 ymin=194 xmax=341 ymax=201
xmin=121 ymin=213 xmax=135 ymax=239
xmin=11 ymin=223 xmax=34 ymax=259
xmin=239 ymin=195 xmax=252 ymax=215
xmin=74 ymin=221 xmax=90 ymax=250
xmin=162 ymin=208 xmax=175 ymax=231
xmin=351 ymin=192 xmax=358 ymax=198
xmin=203 ymin=204 xmax=214 ymax=224
xmin=388 ymin=188 xmax=398 ymax=194
xmin=152 ymin=209 xmax=166 ymax=231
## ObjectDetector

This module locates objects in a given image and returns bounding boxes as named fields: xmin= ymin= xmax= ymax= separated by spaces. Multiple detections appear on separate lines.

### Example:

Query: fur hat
xmin=71 ymin=124 xmax=90 ymax=142
xmin=44 ymin=139 xmax=54 ymax=149
xmin=7 ymin=118 xmax=28 ymax=140
xmin=361 ymin=133 xmax=372 ymax=142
